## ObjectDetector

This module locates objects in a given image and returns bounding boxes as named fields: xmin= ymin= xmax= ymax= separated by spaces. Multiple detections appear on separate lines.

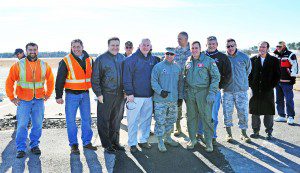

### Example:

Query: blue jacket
xmin=224 ymin=50 xmax=252 ymax=92
xmin=123 ymin=49 xmax=159 ymax=97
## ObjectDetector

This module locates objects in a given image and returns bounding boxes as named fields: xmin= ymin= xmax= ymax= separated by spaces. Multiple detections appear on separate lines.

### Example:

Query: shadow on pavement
xmin=273 ymin=137 xmax=300 ymax=158
xmin=27 ymin=153 xmax=42 ymax=173
xmin=120 ymin=122 xmax=128 ymax=132
xmin=83 ymin=149 xmax=102 ymax=173
xmin=104 ymin=152 xmax=116 ymax=173
xmin=70 ymin=154 xmax=83 ymax=173
xmin=113 ymin=142 xmax=235 ymax=173
xmin=218 ymin=143 xmax=274 ymax=172
xmin=236 ymin=140 xmax=300 ymax=172
xmin=0 ymin=130 xmax=17 ymax=172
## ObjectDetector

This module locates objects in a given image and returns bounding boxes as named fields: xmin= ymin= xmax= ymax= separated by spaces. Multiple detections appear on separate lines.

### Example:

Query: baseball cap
xmin=165 ymin=47 xmax=176 ymax=54
xmin=277 ymin=41 xmax=286 ymax=47
xmin=13 ymin=48 xmax=24 ymax=56
xmin=125 ymin=41 xmax=133 ymax=47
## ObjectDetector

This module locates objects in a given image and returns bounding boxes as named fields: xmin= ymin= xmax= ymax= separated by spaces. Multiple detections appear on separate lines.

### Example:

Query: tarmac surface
xmin=0 ymin=90 xmax=300 ymax=173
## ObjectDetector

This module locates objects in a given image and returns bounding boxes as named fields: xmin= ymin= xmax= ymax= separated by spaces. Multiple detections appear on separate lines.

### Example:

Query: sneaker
xmin=130 ymin=145 xmax=138 ymax=153
xmin=112 ymin=143 xmax=125 ymax=151
xmin=31 ymin=147 xmax=41 ymax=155
xmin=274 ymin=116 xmax=287 ymax=122
xmin=16 ymin=151 xmax=26 ymax=158
xmin=71 ymin=145 xmax=80 ymax=155
xmin=83 ymin=143 xmax=97 ymax=151
xmin=104 ymin=146 xmax=116 ymax=154
xmin=287 ymin=117 xmax=294 ymax=125
xmin=138 ymin=142 xmax=151 ymax=149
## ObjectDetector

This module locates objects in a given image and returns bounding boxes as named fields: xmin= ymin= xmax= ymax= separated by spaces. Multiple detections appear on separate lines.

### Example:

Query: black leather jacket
xmin=92 ymin=51 xmax=125 ymax=96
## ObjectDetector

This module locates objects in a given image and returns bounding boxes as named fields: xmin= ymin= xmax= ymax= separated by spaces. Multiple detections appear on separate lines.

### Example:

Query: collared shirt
xmin=260 ymin=56 xmax=265 ymax=66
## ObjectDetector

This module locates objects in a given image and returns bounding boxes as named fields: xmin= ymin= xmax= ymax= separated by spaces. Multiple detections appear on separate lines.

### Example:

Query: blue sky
xmin=1 ymin=0 xmax=299 ymax=53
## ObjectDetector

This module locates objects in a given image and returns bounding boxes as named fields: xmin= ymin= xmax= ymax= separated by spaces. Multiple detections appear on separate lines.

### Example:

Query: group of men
xmin=5 ymin=31 xmax=298 ymax=158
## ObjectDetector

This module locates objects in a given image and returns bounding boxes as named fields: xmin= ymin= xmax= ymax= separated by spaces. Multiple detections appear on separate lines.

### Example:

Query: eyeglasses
xmin=226 ymin=45 xmax=235 ymax=48
xmin=276 ymin=46 xmax=282 ymax=48
xmin=166 ymin=52 xmax=175 ymax=56
xmin=126 ymin=46 xmax=132 ymax=49
xmin=126 ymin=101 xmax=137 ymax=110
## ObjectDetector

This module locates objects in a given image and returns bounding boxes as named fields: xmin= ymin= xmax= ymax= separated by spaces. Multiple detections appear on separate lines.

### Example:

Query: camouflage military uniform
xmin=151 ymin=59 xmax=183 ymax=137
xmin=154 ymin=102 xmax=178 ymax=137
xmin=173 ymin=44 xmax=191 ymax=132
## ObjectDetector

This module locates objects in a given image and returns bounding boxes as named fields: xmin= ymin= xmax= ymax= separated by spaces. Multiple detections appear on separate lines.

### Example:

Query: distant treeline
xmin=1 ymin=45 xmax=298 ymax=58
xmin=0 ymin=51 xmax=164 ymax=58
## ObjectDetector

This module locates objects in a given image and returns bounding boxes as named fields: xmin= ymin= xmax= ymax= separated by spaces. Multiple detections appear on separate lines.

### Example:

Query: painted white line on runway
xmin=236 ymin=147 xmax=284 ymax=173
xmin=125 ymin=151 xmax=147 ymax=173
xmin=193 ymin=151 xmax=224 ymax=173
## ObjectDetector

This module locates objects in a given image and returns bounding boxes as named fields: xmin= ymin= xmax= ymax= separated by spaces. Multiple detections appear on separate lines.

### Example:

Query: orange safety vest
xmin=63 ymin=53 xmax=92 ymax=90
xmin=16 ymin=58 xmax=47 ymax=100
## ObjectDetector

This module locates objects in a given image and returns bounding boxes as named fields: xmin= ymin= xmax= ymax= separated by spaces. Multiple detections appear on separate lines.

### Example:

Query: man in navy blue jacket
xmin=123 ymin=38 xmax=159 ymax=153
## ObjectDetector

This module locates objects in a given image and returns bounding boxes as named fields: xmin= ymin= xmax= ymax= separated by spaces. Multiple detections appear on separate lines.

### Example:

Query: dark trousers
xmin=97 ymin=93 xmax=123 ymax=148
xmin=276 ymin=82 xmax=295 ymax=118
xmin=252 ymin=115 xmax=274 ymax=134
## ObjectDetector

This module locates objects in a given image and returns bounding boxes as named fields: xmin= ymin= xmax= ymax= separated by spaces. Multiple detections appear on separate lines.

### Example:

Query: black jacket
xmin=248 ymin=53 xmax=280 ymax=115
xmin=91 ymin=51 xmax=125 ymax=96
xmin=274 ymin=48 xmax=298 ymax=85
xmin=55 ymin=50 xmax=91 ymax=99
xmin=205 ymin=50 xmax=232 ymax=89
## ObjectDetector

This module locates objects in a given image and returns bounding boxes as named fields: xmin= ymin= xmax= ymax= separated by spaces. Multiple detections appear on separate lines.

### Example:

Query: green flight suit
xmin=184 ymin=52 xmax=220 ymax=145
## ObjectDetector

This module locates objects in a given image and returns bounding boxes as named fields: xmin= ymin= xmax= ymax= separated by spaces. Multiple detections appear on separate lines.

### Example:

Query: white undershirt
xmin=260 ymin=57 xmax=265 ymax=66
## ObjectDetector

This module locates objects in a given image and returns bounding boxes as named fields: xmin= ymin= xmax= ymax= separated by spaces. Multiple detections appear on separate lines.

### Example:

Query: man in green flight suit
xmin=184 ymin=41 xmax=220 ymax=152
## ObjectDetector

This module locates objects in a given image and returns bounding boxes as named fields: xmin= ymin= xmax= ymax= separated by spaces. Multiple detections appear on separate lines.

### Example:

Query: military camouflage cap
xmin=165 ymin=47 xmax=176 ymax=54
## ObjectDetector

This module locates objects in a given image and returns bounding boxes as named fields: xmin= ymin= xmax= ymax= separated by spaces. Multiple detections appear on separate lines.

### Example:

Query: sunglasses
xmin=226 ymin=45 xmax=235 ymax=48
xmin=126 ymin=46 xmax=132 ymax=49
xmin=166 ymin=52 xmax=175 ymax=56
xmin=276 ymin=46 xmax=282 ymax=48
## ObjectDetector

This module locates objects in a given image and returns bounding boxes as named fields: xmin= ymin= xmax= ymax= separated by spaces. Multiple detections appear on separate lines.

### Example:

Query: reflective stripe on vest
xmin=17 ymin=59 xmax=46 ymax=89
xmin=65 ymin=78 xmax=91 ymax=83
xmin=65 ymin=54 xmax=76 ymax=79
xmin=64 ymin=54 xmax=92 ymax=85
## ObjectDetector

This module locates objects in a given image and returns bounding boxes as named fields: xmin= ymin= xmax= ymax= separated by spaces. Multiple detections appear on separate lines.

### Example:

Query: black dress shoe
xmin=71 ymin=145 xmax=80 ymax=155
xmin=112 ymin=144 xmax=125 ymax=151
xmin=83 ymin=143 xmax=97 ymax=151
xmin=250 ymin=132 xmax=260 ymax=139
xmin=104 ymin=146 xmax=116 ymax=154
xmin=130 ymin=145 xmax=138 ymax=153
xmin=138 ymin=142 xmax=151 ymax=149
xmin=31 ymin=147 xmax=41 ymax=155
xmin=16 ymin=151 xmax=26 ymax=158
xmin=266 ymin=134 xmax=273 ymax=140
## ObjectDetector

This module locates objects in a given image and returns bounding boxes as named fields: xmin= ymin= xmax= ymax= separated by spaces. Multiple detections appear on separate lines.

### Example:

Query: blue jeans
xmin=198 ymin=90 xmax=221 ymax=138
xmin=16 ymin=98 xmax=44 ymax=151
xmin=65 ymin=92 xmax=93 ymax=146
xmin=276 ymin=82 xmax=295 ymax=118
